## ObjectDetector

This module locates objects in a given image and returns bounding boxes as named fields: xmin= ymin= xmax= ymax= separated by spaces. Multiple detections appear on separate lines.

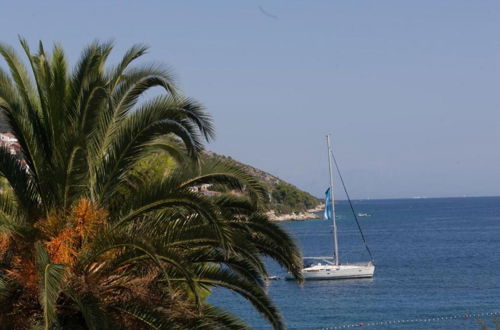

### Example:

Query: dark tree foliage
xmin=271 ymin=182 xmax=320 ymax=214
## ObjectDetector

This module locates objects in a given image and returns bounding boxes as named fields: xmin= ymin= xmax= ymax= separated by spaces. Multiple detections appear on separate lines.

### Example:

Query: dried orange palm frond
xmin=5 ymin=255 xmax=38 ymax=294
xmin=0 ymin=232 xmax=10 ymax=253
xmin=71 ymin=199 xmax=108 ymax=241
xmin=46 ymin=228 xmax=78 ymax=266
xmin=45 ymin=199 xmax=108 ymax=267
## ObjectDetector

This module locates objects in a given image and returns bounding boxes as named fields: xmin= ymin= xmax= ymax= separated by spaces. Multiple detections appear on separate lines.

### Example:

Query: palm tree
xmin=0 ymin=39 xmax=302 ymax=329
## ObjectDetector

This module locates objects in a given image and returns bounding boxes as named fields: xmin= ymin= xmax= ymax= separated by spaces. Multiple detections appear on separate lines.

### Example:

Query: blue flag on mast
xmin=324 ymin=188 xmax=333 ymax=220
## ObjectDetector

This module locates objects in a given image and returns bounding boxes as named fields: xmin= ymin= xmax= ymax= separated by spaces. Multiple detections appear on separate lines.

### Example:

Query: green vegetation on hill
xmin=270 ymin=182 xmax=321 ymax=214
xmin=205 ymin=152 xmax=321 ymax=215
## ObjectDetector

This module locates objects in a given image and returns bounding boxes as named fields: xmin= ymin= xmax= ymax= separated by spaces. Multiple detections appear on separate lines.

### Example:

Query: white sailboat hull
xmin=286 ymin=262 xmax=375 ymax=280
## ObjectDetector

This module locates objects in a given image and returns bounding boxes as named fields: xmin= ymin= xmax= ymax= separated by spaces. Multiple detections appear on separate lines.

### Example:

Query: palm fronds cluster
xmin=0 ymin=40 xmax=302 ymax=329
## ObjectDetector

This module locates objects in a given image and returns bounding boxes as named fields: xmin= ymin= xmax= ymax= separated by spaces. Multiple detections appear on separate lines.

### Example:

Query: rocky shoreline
xmin=267 ymin=204 xmax=325 ymax=222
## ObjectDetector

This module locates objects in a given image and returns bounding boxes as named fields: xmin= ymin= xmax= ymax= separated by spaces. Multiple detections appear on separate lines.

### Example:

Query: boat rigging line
xmin=328 ymin=143 xmax=375 ymax=264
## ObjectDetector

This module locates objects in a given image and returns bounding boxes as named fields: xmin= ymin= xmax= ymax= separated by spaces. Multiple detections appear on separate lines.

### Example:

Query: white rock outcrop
xmin=266 ymin=204 xmax=325 ymax=222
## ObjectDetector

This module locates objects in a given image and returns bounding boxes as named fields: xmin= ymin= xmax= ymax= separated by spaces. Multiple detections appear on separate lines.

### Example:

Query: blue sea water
xmin=208 ymin=197 xmax=500 ymax=329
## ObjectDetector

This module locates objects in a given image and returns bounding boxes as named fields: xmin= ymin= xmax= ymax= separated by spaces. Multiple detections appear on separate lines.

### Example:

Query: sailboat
xmin=287 ymin=135 xmax=375 ymax=280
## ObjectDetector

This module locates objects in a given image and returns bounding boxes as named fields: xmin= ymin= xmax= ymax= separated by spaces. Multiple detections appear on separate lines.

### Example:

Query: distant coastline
xmin=267 ymin=204 xmax=324 ymax=222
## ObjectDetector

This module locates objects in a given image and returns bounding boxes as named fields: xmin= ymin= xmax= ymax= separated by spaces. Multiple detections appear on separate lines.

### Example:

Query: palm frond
xmin=177 ymin=158 xmax=267 ymax=205
xmin=0 ymin=193 xmax=31 ymax=237
xmin=0 ymin=41 xmax=38 ymax=112
xmin=65 ymin=289 xmax=113 ymax=330
xmin=242 ymin=214 xmax=303 ymax=282
xmin=91 ymin=95 xmax=212 ymax=204
xmin=193 ymin=264 xmax=285 ymax=330
xmin=189 ymin=248 xmax=266 ymax=287
xmin=212 ymin=193 xmax=257 ymax=217
xmin=35 ymin=243 xmax=66 ymax=330
xmin=143 ymin=136 xmax=188 ymax=165
xmin=107 ymin=44 xmax=149 ymax=91
xmin=0 ymin=146 xmax=39 ymax=214
xmin=0 ymin=276 xmax=12 ymax=303
xmin=77 ymin=230 xmax=202 ymax=310
xmin=112 ymin=64 xmax=177 ymax=114
xmin=113 ymin=303 xmax=177 ymax=330
xmin=196 ymin=304 xmax=251 ymax=330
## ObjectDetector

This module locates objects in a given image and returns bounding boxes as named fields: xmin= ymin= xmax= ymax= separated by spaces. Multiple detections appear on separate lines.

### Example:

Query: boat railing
xmin=303 ymin=256 xmax=335 ymax=260
xmin=303 ymin=257 xmax=373 ymax=267
xmin=347 ymin=261 xmax=374 ymax=266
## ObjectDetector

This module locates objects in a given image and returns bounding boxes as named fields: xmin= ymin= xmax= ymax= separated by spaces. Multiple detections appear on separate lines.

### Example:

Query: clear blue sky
xmin=1 ymin=1 xmax=499 ymax=199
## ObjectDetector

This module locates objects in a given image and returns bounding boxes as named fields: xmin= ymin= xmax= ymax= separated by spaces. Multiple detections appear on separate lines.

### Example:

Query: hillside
xmin=204 ymin=151 xmax=322 ymax=216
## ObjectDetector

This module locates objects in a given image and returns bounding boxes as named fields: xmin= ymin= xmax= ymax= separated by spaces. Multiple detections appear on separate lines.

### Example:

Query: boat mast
xmin=326 ymin=135 xmax=339 ymax=266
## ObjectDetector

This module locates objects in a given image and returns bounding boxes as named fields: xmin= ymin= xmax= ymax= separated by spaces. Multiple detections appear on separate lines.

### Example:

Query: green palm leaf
xmin=113 ymin=303 xmax=177 ymax=330
xmin=35 ymin=243 xmax=66 ymax=330
xmin=0 ymin=276 xmax=12 ymax=303
xmin=65 ymin=289 xmax=113 ymax=330
xmin=195 ymin=305 xmax=251 ymax=330
xmin=193 ymin=264 xmax=285 ymax=330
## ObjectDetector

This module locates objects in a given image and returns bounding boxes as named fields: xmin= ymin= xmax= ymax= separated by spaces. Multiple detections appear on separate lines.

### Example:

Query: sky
xmin=0 ymin=1 xmax=499 ymax=199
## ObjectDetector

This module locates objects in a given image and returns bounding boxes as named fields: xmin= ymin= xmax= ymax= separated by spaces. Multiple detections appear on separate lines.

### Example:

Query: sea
xmin=208 ymin=197 xmax=500 ymax=329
